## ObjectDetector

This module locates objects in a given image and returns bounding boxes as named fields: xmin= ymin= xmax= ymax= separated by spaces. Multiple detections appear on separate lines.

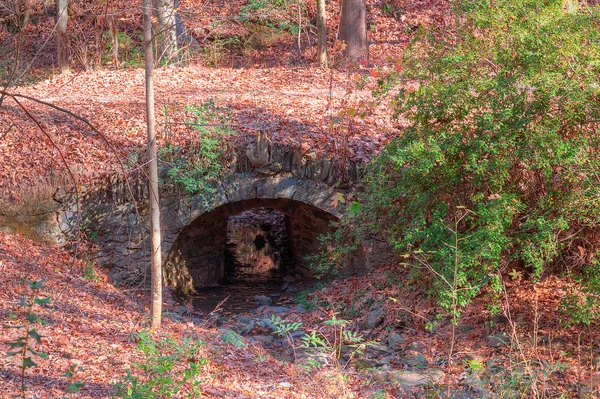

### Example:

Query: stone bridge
xmin=81 ymin=144 xmax=377 ymax=298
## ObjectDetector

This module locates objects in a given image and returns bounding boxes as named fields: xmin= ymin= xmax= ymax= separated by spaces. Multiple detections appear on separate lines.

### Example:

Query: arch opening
xmin=223 ymin=208 xmax=293 ymax=284
xmin=164 ymin=198 xmax=340 ymax=303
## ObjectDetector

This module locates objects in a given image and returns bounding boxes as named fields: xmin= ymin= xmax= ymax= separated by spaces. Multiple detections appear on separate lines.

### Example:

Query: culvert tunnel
xmin=163 ymin=198 xmax=344 ymax=299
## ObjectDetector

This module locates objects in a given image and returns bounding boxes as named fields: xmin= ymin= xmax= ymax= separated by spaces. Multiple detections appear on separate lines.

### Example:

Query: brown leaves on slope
xmin=0 ymin=233 xmax=366 ymax=398
xmin=1 ymin=65 xmax=397 ymax=194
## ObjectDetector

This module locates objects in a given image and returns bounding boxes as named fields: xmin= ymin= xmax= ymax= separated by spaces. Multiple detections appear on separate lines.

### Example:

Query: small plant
xmin=113 ymin=331 xmax=207 ymax=398
xmin=102 ymin=31 xmax=144 ymax=68
xmin=464 ymin=358 xmax=485 ymax=374
xmin=307 ymin=222 xmax=361 ymax=276
xmin=219 ymin=329 xmax=247 ymax=348
xmin=5 ymin=279 xmax=50 ymax=399
xmin=269 ymin=315 xmax=302 ymax=359
xmin=294 ymin=289 xmax=316 ymax=312
xmin=202 ymin=35 xmax=243 ymax=67
xmin=83 ymin=263 xmax=100 ymax=282
xmin=63 ymin=364 xmax=84 ymax=398
xmin=300 ymin=314 xmax=366 ymax=369
xmin=160 ymin=100 xmax=236 ymax=198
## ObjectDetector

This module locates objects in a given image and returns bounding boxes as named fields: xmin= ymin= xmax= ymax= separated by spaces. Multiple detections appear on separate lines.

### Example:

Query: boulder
xmin=254 ymin=295 xmax=272 ymax=306
xmin=365 ymin=308 xmax=385 ymax=328
xmin=386 ymin=368 xmax=445 ymax=387
xmin=387 ymin=332 xmax=406 ymax=350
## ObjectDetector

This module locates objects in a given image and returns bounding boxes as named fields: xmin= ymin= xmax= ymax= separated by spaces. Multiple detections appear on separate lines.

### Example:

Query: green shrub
xmin=159 ymin=100 xmax=236 ymax=198
xmin=113 ymin=331 xmax=207 ymax=398
xmin=357 ymin=0 xmax=600 ymax=320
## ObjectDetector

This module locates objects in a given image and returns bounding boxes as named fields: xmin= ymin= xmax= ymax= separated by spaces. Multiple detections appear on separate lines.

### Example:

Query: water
xmin=192 ymin=208 xmax=301 ymax=314
xmin=191 ymin=269 xmax=286 ymax=314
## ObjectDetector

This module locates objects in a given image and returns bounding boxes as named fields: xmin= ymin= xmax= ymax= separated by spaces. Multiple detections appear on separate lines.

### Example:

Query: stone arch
xmin=162 ymin=175 xmax=349 ymax=298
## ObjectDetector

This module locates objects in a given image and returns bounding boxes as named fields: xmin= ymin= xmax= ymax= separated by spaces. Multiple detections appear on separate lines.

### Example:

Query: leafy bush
xmin=113 ymin=331 xmax=207 ymax=398
xmin=160 ymin=100 xmax=236 ymax=198
xmin=358 ymin=0 xmax=600 ymax=320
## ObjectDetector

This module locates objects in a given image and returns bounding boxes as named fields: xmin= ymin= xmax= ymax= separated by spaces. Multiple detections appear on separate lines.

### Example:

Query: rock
xmin=281 ymin=282 xmax=289 ymax=291
xmin=425 ymin=368 xmax=445 ymax=383
xmin=365 ymin=308 xmax=385 ymax=328
xmin=275 ymin=354 xmax=294 ymax=363
xmin=297 ymin=347 xmax=330 ymax=367
xmin=286 ymin=284 xmax=298 ymax=293
xmin=492 ymin=314 xmax=509 ymax=325
xmin=386 ymin=369 xmax=445 ymax=387
xmin=254 ymin=295 xmax=272 ymax=306
xmin=354 ymin=358 xmax=374 ymax=370
xmin=402 ymin=353 xmax=429 ymax=368
xmin=387 ymin=332 xmax=406 ymax=349
xmin=290 ymin=330 xmax=305 ymax=338
xmin=488 ymin=332 xmax=510 ymax=348
xmin=594 ymin=355 xmax=600 ymax=370
xmin=270 ymin=293 xmax=281 ymax=302
xmin=409 ymin=341 xmax=425 ymax=352
xmin=374 ymin=356 xmax=393 ymax=367
xmin=256 ymin=305 xmax=291 ymax=314
xmin=293 ymin=305 xmax=308 ymax=313
xmin=364 ymin=342 xmax=392 ymax=357
xmin=277 ymin=382 xmax=292 ymax=389
xmin=259 ymin=318 xmax=276 ymax=330
xmin=250 ymin=335 xmax=275 ymax=345
xmin=458 ymin=324 xmax=475 ymax=332
xmin=237 ymin=315 xmax=254 ymax=324
xmin=283 ymin=274 xmax=295 ymax=282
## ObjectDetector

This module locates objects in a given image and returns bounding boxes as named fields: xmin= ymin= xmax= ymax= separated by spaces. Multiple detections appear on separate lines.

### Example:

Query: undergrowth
xmin=317 ymin=0 xmax=600 ymax=326
xmin=113 ymin=331 xmax=207 ymax=399
xmin=159 ymin=99 xmax=236 ymax=199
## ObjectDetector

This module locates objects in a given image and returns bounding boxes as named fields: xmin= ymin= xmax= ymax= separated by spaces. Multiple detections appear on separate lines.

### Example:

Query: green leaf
xmin=34 ymin=296 xmax=51 ymax=305
xmin=349 ymin=201 xmax=361 ymax=217
xmin=7 ymin=339 xmax=26 ymax=349
xmin=67 ymin=382 xmax=84 ymax=392
xmin=22 ymin=357 xmax=37 ymax=368
xmin=28 ymin=348 xmax=48 ymax=358
xmin=28 ymin=328 xmax=43 ymax=342
xmin=27 ymin=279 xmax=46 ymax=290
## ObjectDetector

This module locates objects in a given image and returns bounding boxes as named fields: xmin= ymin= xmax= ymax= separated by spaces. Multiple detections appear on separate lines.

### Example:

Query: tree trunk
xmin=174 ymin=0 xmax=200 ymax=49
xmin=316 ymin=0 xmax=327 ymax=65
xmin=152 ymin=0 xmax=178 ymax=64
xmin=338 ymin=0 xmax=368 ymax=64
xmin=56 ymin=0 xmax=69 ymax=73
xmin=144 ymin=0 xmax=163 ymax=329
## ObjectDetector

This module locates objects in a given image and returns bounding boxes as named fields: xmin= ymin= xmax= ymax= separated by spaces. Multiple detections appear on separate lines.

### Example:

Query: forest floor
xmin=0 ymin=0 xmax=452 ymax=191
xmin=1 ymin=230 xmax=599 ymax=398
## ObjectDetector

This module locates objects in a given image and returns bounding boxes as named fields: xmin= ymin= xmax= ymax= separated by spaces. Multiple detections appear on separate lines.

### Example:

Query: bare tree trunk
xmin=56 ymin=0 xmax=69 ymax=73
xmin=108 ymin=2 xmax=119 ymax=66
xmin=144 ymin=0 xmax=162 ymax=329
xmin=152 ymin=0 xmax=178 ymax=64
xmin=339 ymin=0 xmax=368 ymax=64
xmin=316 ymin=0 xmax=327 ymax=65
